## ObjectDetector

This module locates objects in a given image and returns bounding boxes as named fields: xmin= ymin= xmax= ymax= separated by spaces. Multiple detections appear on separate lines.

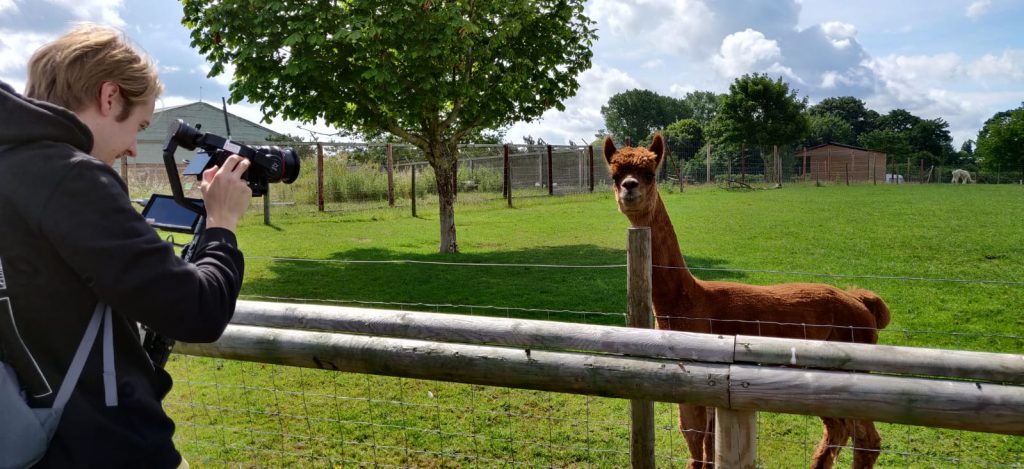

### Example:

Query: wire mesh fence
xmin=163 ymin=256 xmax=1024 ymax=468
xmin=116 ymin=141 xmax=1023 ymax=224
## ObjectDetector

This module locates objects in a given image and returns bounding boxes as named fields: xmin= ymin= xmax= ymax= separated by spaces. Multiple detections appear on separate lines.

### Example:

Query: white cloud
xmin=589 ymin=0 xmax=716 ymax=56
xmin=505 ymin=64 xmax=641 ymax=144
xmin=0 ymin=0 xmax=18 ymax=16
xmin=966 ymin=0 xmax=991 ymax=19
xmin=968 ymin=50 xmax=1024 ymax=81
xmin=196 ymin=63 xmax=236 ymax=87
xmin=864 ymin=53 xmax=963 ymax=91
xmin=821 ymin=21 xmax=857 ymax=50
xmin=0 ymin=30 xmax=55 ymax=75
xmin=668 ymin=83 xmax=697 ymax=97
xmin=711 ymin=29 xmax=783 ymax=78
xmin=44 ymin=0 xmax=126 ymax=26
xmin=641 ymin=59 xmax=664 ymax=69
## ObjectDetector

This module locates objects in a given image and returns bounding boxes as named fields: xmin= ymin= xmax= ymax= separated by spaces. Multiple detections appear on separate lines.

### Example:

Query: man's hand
xmin=201 ymin=154 xmax=253 ymax=232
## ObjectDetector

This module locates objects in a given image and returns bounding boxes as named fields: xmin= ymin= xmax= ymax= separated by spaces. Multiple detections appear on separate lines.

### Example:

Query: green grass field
xmin=164 ymin=182 xmax=1023 ymax=467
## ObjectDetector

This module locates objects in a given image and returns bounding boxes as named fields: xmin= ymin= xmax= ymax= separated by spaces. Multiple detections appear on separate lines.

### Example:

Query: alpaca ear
xmin=603 ymin=136 xmax=617 ymax=165
xmin=649 ymin=133 xmax=665 ymax=167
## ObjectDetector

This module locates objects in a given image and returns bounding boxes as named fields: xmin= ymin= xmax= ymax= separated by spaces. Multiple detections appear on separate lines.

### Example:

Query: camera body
xmin=166 ymin=118 xmax=300 ymax=197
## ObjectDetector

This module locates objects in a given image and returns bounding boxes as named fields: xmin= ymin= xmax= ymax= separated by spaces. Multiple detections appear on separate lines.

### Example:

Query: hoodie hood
xmin=0 ymin=80 xmax=92 ymax=153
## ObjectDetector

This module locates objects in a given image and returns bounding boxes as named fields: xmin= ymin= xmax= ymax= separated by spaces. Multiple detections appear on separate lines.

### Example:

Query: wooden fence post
xmin=547 ymin=145 xmax=554 ymax=196
xmin=411 ymin=166 xmax=417 ymax=217
xmin=386 ymin=144 xmax=395 ymax=207
xmin=588 ymin=144 xmax=595 ymax=193
xmin=503 ymin=144 xmax=510 ymax=200
xmin=627 ymin=227 xmax=656 ymax=469
xmin=706 ymin=144 xmax=712 ymax=183
xmin=317 ymin=143 xmax=324 ymax=212
xmin=715 ymin=408 xmax=757 ymax=468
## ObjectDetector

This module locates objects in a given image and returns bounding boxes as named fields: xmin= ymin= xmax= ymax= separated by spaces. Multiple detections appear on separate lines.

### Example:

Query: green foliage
xmin=803 ymin=113 xmax=856 ymax=147
xmin=714 ymin=74 xmax=808 ymax=149
xmin=679 ymin=90 xmax=724 ymax=125
xmin=976 ymin=104 xmax=1024 ymax=177
xmin=600 ymin=89 xmax=690 ymax=145
xmin=807 ymin=96 xmax=878 ymax=135
xmin=662 ymin=118 xmax=704 ymax=161
xmin=182 ymin=0 xmax=595 ymax=145
xmin=858 ymin=109 xmax=956 ymax=166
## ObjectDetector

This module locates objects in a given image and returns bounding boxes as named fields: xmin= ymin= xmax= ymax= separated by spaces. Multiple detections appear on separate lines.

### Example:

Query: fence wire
xmin=165 ymin=254 xmax=1023 ymax=467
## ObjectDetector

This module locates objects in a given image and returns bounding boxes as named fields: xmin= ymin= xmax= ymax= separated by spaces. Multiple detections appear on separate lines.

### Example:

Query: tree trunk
xmin=425 ymin=141 xmax=459 ymax=254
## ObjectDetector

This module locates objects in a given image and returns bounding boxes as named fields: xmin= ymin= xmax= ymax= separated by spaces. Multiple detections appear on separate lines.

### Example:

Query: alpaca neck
xmin=626 ymin=192 xmax=700 ymax=303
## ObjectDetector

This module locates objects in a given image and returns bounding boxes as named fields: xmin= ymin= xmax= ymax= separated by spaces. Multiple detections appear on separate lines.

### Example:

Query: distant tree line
xmin=596 ymin=74 xmax=1023 ymax=179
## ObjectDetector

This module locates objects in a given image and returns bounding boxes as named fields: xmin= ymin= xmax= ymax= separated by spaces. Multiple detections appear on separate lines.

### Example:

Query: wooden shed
xmin=800 ymin=143 xmax=886 ymax=183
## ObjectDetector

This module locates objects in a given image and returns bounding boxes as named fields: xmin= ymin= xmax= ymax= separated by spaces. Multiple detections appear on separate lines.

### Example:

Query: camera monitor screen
xmin=140 ymin=194 xmax=204 ymax=233
xmin=182 ymin=151 xmax=212 ymax=176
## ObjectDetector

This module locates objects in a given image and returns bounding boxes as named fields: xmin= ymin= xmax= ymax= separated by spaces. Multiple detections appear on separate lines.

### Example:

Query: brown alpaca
xmin=605 ymin=134 xmax=890 ymax=469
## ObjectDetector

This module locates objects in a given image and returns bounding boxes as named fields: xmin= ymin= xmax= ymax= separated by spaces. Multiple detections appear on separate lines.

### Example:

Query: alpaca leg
xmin=703 ymin=411 xmax=716 ymax=467
xmin=679 ymin=404 xmax=711 ymax=468
xmin=809 ymin=417 xmax=852 ymax=469
xmin=851 ymin=420 xmax=882 ymax=469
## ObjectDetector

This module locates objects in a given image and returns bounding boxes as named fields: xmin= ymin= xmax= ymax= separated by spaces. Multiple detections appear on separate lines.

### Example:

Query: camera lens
xmin=257 ymin=146 xmax=301 ymax=184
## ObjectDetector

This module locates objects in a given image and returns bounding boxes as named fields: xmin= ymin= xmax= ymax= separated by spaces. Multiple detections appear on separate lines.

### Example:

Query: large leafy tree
xmin=859 ymin=109 xmax=955 ymax=167
xmin=680 ymin=91 xmax=723 ymax=126
xmin=808 ymin=96 xmax=878 ymax=136
xmin=976 ymin=104 xmax=1024 ymax=178
xmin=803 ymin=113 xmax=856 ymax=147
xmin=662 ymin=118 xmax=704 ymax=161
xmin=181 ymin=0 xmax=596 ymax=253
xmin=713 ymin=74 xmax=808 ymax=182
xmin=600 ymin=89 xmax=690 ymax=145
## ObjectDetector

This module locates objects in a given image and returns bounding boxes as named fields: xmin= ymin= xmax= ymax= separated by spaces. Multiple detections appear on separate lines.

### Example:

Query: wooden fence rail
xmin=174 ymin=303 xmax=1024 ymax=436
xmin=169 ymin=226 xmax=1024 ymax=466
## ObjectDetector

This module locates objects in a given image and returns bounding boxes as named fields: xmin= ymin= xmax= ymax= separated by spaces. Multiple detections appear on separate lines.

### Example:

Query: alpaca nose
xmin=622 ymin=179 xmax=639 ymax=190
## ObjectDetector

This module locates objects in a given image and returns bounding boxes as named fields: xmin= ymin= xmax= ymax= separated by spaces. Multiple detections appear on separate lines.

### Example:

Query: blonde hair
xmin=26 ymin=23 xmax=163 ymax=121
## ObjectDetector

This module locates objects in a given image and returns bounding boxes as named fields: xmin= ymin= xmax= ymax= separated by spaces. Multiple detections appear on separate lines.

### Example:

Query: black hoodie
xmin=0 ymin=82 xmax=244 ymax=467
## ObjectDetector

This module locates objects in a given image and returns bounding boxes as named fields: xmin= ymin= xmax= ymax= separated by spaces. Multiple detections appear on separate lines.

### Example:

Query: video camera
xmin=137 ymin=118 xmax=301 ymax=367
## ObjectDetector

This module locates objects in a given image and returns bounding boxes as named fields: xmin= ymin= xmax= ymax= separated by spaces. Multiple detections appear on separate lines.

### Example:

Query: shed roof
xmin=806 ymin=142 xmax=883 ymax=153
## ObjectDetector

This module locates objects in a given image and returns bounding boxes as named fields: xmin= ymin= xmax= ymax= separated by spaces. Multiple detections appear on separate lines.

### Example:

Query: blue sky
xmin=1 ymin=0 xmax=1022 ymax=147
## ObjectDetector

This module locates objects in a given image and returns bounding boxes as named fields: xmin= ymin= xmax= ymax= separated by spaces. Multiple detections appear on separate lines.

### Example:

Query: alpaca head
xmin=604 ymin=134 xmax=665 ymax=220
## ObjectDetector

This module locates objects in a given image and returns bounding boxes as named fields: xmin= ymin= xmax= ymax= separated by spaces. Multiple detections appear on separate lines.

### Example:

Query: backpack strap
xmin=52 ymin=302 xmax=117 ymax=410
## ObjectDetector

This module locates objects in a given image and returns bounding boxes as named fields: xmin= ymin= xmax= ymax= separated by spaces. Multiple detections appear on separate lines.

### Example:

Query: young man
xmin=0 ymin=24 xmax=252 ymax=467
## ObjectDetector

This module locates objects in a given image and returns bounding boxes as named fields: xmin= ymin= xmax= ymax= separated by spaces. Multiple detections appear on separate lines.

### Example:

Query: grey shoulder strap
xmin=51 ymin=303 xmax=117 ymax=410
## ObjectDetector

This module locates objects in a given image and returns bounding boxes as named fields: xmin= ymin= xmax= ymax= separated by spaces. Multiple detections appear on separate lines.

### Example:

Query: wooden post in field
xmin=547 ymin=145 xmax=554 ymax=196
xmin=410 ymin=166 xmax=417 ymax=217
xmin=627 ymin=227 xmax=655 ymax=469
xmin=802 ymin=147 xmax=807 ymax=182
xmin=317 ymin=143 xmax=324 ymax=212
xmin=715 ymin=408 xmax=757 ymax=468
xmin=706 ymin=144 xmax=712 ymax=183
xmin=588 ymin=144 xmax=595 ymax=193
xmin=826 ymin=147 xmax=831 ymax=183
xmin=872 ymin=154 xmax=877 ymax=185
xmin=386 ymin=144 xmax=395 ymax=207
xmin=846 ymin=163 xmax=850 ymax=186
xmin=740 ymin=143 xmax=746 ymax=182
xmin=773 ymin=145 xmax=780 ymax=186
xmin=503 ymin=144 xmax=512 ymax=207
xmin=907 ymin=158 xmax=911 ymax=183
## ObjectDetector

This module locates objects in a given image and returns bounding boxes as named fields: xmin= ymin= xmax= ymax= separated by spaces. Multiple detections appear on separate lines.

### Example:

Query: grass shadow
xmin=243 ymin=245 xmax=741 ymax=327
